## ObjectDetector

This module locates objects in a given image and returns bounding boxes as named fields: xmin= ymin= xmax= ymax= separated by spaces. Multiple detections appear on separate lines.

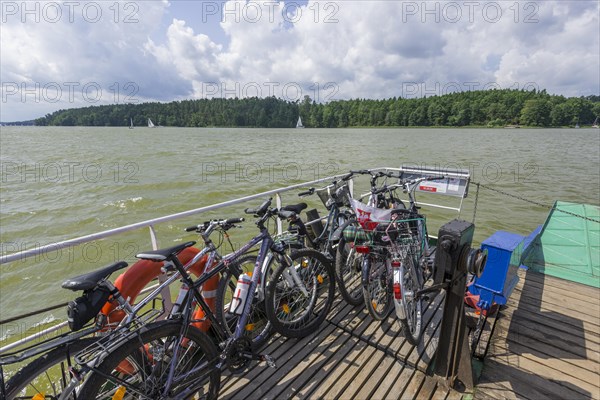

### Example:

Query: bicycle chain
xmin=472 ymin=181 xmax=600 ymax=224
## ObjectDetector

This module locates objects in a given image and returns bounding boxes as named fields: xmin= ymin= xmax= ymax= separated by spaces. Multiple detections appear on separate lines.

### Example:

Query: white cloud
xmin=1 ymin=0 xmax=598 ymax=121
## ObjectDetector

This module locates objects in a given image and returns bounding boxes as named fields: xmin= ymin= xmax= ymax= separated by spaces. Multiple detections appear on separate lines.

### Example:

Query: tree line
xmin=35 ymin=89 xmax=600 ymax=128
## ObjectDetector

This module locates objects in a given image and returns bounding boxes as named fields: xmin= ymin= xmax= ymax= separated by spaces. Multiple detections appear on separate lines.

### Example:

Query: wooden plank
xmin=498 ymin=302 xmax=600 ymax=346
xmin=430 ymin=383 xmax=450 ymax=400
xmin=511 ymin=287 xmax=600 ymax=324
xmin=494 ymin=316 xmax=600 ymax=371
xmin=398 ymin=291 xmax=445 ymax=365
xmin=399 ymin=369 xmax=426 ymax=399
xmin=304 ymin=335 xmax=368 ymax=399
xmin=487 ymin=340 xmax=600 ymax=398
xmin=368 ymin=360 xmax=407 ymax=399
xmin=385 ymin=366 xmax=417 ymax=399
xmin=417 ymin=374 xmax=439 ymax=399
xmin=474 ymin=384 xmax=522 ymax=400
xmin=507 ymin=281 xmax=600 ymax=329
xmin=274 ymin=315 xmax=381 ymax=399
xmin=412 ymin=293 xmax=445 ymax=371
xmin=221 ymin=299 xmax=361 ymax=399
xmin=478 ymin=357 xmax=586 ymax=400
xmin=516 ymin=270 xmax=600 ymax=301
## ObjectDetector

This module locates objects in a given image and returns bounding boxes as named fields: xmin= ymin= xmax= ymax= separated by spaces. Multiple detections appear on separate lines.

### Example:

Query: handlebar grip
xmin=298 ymin=189 xmax=314 ymax=197
xmin=185 ymin=225 xmax=198 ymax=232
xmin=428 ymin=175 xmax=447 ymax=181
xmin=245 ymin=198 xmax=272 ymax=216
xmin=225 ymin=217 xmax=245 ymax=224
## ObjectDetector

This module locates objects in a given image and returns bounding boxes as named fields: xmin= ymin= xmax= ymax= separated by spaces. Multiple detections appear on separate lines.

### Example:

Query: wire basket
xmin=273 ymin=230 xmax=305 ymax=249
xmin=316 ymin=182 xmax=351 ymax=209
xmin=345 ymin=200 xmax=426 ymax=259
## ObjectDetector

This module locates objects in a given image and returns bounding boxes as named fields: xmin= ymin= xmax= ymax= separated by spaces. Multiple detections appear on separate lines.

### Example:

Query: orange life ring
xmin=100 ymin=246 xmax=220 ymax=332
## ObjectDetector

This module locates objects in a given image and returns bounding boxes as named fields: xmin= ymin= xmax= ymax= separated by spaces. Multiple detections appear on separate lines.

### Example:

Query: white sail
xmin=593 ymin=117 xmax=599 ymax=128
xmin=148 ymin=118 xmax=155 ymax=128
xmin=296 ymin=116 xmax=304 ymax=128
xmin=129 ymin=118 xmax=134 ymax=129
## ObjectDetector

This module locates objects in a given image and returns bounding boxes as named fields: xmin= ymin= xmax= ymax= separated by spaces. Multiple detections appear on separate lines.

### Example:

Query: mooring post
xmin=433 ymin=219 xmax=486 ymax=391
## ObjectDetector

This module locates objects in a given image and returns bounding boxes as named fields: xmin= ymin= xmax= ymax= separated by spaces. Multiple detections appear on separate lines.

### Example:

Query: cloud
xmin=1 ymin=0 xmax=598 ymax=121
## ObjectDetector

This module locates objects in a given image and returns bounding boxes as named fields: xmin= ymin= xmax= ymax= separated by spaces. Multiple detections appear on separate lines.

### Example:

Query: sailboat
xmin=296 ymin=116 xmax=304 ymax=128
xmin=593 ymin=117 xmax=599 ymax=129
xmin=129 ymin=118 xmax=134 ymax=129
xmin=148 ymin=118 xmax=156 ymax=128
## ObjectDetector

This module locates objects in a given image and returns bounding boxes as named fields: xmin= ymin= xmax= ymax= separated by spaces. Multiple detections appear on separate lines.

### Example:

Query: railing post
xmin=275 ymin=193 xmax=283 ymax=235
xmin=148 ymin=225 xmax=173 ymax=318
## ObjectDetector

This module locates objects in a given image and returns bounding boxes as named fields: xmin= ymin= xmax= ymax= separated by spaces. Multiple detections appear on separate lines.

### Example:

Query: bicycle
xmin=280 ymin=173 xmax=365 ymax=307
xmin=77 ymin=199 xmax=335 ymax=399
xmin=391 ymin=175 xmax=445 ymax=345
xmin=350 ymin=173 xmax=446 ymax=341
xmin=1 ymin=218 xmax=245 ymax=400
xmin=333 ymin=169 xmax=405 ymax=309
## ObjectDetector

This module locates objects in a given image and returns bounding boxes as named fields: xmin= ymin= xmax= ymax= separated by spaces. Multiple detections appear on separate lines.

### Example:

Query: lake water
xmin=1 ymin=126 xmax=599 ymax=341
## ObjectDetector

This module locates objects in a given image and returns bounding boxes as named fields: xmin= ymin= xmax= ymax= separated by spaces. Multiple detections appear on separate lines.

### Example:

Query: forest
xmin=35 ymin=89 xmax=600 ymax=128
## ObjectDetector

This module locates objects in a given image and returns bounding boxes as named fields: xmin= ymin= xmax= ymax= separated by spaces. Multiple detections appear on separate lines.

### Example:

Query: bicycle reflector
xmin=392 ymin=261 xmax=401 ymax=299
xmin=393 ymin=282 xmax=402 ymax=299
xmin=355 ymin=245 xmax=370 ymax=254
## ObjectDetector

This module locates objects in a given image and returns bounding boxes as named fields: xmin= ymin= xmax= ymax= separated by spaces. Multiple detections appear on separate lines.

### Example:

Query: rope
xmin=472 ymin=182 xmax=480 ymax=224
xmin=472 ymin=181 xmax=600 ymax=224
xmin=0 ymin=302 xmax=68 ymax=325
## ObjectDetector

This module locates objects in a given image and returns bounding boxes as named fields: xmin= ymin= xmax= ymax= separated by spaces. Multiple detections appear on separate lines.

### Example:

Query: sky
xmin=1 ymin=0 xmax=599 ymax=121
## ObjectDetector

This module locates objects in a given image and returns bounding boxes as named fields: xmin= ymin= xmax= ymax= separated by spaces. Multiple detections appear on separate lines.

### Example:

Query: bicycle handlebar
xmin=185 ymin=217 xmax=245 ymax=232
xmin=244 ymin=198 xmax=272 ymax=216
xmin=298 ymin=188 xmax=315 ymax=197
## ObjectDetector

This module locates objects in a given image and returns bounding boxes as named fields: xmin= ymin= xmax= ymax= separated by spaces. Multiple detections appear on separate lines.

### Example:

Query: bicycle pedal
xmin=261 ymin=354 xmax=277 ymax=369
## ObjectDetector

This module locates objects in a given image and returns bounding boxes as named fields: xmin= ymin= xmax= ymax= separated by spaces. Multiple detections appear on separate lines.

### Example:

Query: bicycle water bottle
xmin=230 ymin=273 xmax=252 ymax=316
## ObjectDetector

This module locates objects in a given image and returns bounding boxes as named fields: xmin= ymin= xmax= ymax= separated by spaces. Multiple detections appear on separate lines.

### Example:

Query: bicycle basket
xmin=316 ymin=183 xmax=351 ymax=209
xmin=274 ymin=230 xmax=304 ymax=249
xmin=67 ymin=287 xmax=111 ymax=331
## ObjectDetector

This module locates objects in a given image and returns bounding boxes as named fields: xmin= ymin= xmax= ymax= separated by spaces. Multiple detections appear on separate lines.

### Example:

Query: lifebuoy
xmin=101 ymin=246 xmax=220 ymax=332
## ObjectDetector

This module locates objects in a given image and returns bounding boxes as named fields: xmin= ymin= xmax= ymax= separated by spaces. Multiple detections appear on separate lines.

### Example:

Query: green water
xmin=1 ymin=126 xmax=599 ymax=343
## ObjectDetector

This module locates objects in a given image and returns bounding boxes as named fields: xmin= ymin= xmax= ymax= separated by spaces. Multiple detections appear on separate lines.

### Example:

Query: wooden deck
xmin=218 ymin=268 xmax=600 ymax=400
xmin=475 ymin=269 xmax=600 ymax=400
xmin=219 ymin=289 xmax=456 ymax=400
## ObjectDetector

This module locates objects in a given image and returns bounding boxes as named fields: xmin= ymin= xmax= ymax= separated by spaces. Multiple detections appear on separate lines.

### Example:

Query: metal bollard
xmin=433 ymin=219 xmax=486 ymax=391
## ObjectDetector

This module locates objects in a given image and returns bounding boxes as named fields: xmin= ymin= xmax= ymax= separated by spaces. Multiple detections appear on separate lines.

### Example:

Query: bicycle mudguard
xmin=101 ymin=247 xmax=219 ymax=332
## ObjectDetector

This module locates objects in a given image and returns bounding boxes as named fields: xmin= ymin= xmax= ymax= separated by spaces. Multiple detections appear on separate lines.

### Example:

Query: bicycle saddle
xmin=62 ymin=261 xmax=129 ymax=291
xmin=135 ymin=241 xmax=196 ymax=262
xmin=281 ymin=203 xmax=307 ymax=215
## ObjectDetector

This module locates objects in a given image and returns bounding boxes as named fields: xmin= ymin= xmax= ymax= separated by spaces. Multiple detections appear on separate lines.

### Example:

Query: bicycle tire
xmin=362 ymin=252 xmax=393 ymax=321
xmin=78 ymin=320 xmax=220 ymax=400
xmin=215 ymin=254 xmax=272 ymax=350
xmin=265 ymin=249 xmax=335 ymax=338
xmin=4 ymin=337 xmax=98 ymax=400
xmin=335 ymin=236 xmax=364 ymax=306
xmin=398 ymin=255 xmax=423 ymax=345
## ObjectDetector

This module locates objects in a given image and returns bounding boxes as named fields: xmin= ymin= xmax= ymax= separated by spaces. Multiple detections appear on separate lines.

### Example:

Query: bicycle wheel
xmin=265 ymin=249 xmax=335 ymax=338
xmin=398 ymin=255 xmax=423 ymax=345
xmin=335 ymin=236 xmax=364 ymax=306
xmin=215 ymin=254 xmax=272 ymax=350
xmin=362 ymin=251 xmax=393 ymax=321
xmin=78 ymin=320 xmax=220 ymax=400
xmin=4 ymin=337 xmax=97 ymax=400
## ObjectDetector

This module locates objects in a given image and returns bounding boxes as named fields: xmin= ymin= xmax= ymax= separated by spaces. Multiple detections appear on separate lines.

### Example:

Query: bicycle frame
xmin=83 ymin=219 xmax=304 ymax=399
